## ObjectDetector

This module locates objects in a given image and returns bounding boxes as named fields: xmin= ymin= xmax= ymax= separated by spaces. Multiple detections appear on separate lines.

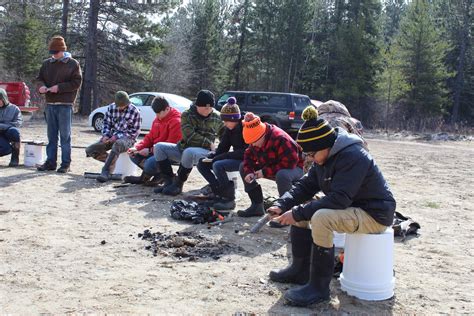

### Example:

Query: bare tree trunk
xmin=80 ymin=0 xmax=100 ymax=116
xmin=234 ymin=0 xmax=249 ymax=90
xmin=61 ymin=0 xmax=69 ymax=38
xmin=451 ymin=0 xmax=471 ymax=124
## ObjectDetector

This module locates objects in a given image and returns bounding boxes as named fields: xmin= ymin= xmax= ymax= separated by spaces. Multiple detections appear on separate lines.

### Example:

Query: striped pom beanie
xmin=296 ymin=105 xmax=336 ymax=152
xmin=220 ymin=97 xmax=241 ymax=122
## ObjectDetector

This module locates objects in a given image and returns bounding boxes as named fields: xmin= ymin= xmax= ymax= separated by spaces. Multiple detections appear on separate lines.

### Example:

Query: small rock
xmin=259 ymin=278 xmax=267 ymax=284
xmin=100 ymin=240 xmax=106 ymax=245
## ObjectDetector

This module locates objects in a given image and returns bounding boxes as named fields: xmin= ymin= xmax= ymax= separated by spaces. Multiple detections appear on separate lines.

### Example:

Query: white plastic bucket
xmin=226 ymin=171 xmax=241 ymax=199
xmin=333 ymin=232 xmax=346 ymax=249
xmin=24 ymin=143 xmax=44 ymax=167
xmin=113 ymin=153 xmax=138 ymax=177
xmin=339 ymin=228 xmax=395 ymax=301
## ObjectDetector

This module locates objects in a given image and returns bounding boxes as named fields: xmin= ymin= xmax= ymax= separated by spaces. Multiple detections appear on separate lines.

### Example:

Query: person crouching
xmin=238 ymin=112 xmax=304 ymax=217
xmin=85 ymin=91 xmax=141 ymax=183
xmin=267 ymin=106 xmax=396 ymax=306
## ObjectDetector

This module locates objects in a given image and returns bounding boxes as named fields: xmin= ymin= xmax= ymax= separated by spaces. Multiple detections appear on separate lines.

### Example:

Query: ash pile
xmin=138 ymin=230 xmax=241 ymax=260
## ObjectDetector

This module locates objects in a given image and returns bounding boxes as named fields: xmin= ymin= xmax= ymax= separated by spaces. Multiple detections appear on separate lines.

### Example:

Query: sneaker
xmin=57 ymin=165 xmax=70 ymax=173
xmin=37 ymin=161 xmax=57 ymax=171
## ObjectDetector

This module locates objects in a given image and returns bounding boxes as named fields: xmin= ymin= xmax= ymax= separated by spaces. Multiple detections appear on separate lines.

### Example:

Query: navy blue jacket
xmin=274 ymin=128 xmax=396 ymax=226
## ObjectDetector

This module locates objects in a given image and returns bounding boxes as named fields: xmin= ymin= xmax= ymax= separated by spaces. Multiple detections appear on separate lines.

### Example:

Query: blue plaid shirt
xmin=102 ymin=103 xmax=141 ymax=140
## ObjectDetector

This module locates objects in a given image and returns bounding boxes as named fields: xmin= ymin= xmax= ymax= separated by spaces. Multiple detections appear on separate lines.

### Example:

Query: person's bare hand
xmin=274 ymin=211 xmax=296 ymax=225
xmin=266 ymin=206 xmax=283 ymax=219
xmin=244 ymin=173 xmax=256 ymax=184
xmin=101 ymin=136 xmax=109 ymax=143
xmin=49 ymin=85 xmax=59 ymax=93
xmin=255 ymin=169 xmax=264 ymax=179
xmin=39 ymin=86 xmax=48 ymax=94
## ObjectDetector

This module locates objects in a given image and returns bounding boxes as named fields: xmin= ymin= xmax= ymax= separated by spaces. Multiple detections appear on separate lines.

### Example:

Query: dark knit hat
xmin=195 ymin=90 xmax=215 ymax=107
xmin=151 ymin=96 xmax=169 ymax=113
xmin=220 ymin=97 xmax=241 ymax=122
xmin=48 ymin=36 xmax=67 ymax=52
xmin=115 ymin=91 xmax=130 ymax=107
xmin=296 ymin=106 xmax=336 ymax=152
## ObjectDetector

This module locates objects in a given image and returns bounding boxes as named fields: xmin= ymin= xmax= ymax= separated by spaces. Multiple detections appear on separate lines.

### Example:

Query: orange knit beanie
xmin=242 ymin=112 xmax=266 ymax=144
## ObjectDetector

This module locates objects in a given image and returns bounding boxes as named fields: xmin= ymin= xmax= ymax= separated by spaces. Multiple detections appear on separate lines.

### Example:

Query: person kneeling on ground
xmin=238 ymin=112 xmax=304 ymax=217
xmin=85 ymin=91 xmax=141 ymax=183
xmin=123 ymin=96 xmax=182 ymax=186
xmin=267 ymin=106 xmax=396 ymax=307
xmin=0 ymin=88 xmax=23 ymax=167
xmin=196 ymin=97 xmax=247 ymax=210
xmin=153 ymin=90 xmax=224 ymax=196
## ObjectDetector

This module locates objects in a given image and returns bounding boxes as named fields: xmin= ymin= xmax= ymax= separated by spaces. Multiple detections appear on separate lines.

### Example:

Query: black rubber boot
xmin=213 ymin=181 xmax=236 ymax=210
xmin=269 ymin=226 xmax=312 ymax=284
xmin=8 ymin=142 xmax=20 ymax=167
xmin=162 ymin=164 xmax=192 ymax=196
xmin=123 ymin=171 xmax=152 ymax=184
xmin=97 ymin=151 xmax=118 ymax=183
xmin=237 ymin=185 xmax=264 ymax=217
xmin=284 ymin=244 xmax=334 ymax=306
xmin=154 ymin=159 xmax=174 ymax=193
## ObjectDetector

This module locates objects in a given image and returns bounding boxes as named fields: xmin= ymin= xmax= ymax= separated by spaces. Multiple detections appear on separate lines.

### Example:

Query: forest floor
xmin=1 ymin=117 xmax=473 ymax=314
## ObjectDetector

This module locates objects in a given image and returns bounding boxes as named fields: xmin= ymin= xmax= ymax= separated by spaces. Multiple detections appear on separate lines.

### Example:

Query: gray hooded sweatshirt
xmin=0 ymin=88 xmax=23 ymax=131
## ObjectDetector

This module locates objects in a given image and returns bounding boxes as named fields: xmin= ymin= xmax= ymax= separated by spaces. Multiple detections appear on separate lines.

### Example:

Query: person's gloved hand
xmin=207 ymin=152 xmax=216 ymax=159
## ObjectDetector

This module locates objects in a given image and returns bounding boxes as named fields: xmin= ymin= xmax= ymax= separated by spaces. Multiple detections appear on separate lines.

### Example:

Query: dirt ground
xmin=1 ymin=117 xmax=473 ymax=314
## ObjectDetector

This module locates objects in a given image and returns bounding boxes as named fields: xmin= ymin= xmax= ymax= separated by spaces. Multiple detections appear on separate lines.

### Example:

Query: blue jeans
xmin=0 ymin=127 xmax=20 ymax=156
xmin=153 ymin=142 xmax=209 ymax=169
xmin=130 ymin=153 xmax=160 ymax=176
xmin=45 ymin=104 xmax=72 ymax=167
xmin=197 ymin=158 xmax=242 ymax=188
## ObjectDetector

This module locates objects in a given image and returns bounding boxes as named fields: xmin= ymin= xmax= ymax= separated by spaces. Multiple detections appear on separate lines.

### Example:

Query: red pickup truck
xmin=0 ymin=82 xmax=39 ymax=113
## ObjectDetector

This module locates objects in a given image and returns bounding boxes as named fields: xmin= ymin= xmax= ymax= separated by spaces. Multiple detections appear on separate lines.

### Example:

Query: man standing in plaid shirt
xmin=238 ymin=112 xmax=304 ymax=217
xmin=85 ymin=91 xmax=141 ymax=183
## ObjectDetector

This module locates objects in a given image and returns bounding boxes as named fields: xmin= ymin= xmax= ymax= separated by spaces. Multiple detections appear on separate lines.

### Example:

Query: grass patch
xmin=425 ymin=201 xmax=440 ymax=209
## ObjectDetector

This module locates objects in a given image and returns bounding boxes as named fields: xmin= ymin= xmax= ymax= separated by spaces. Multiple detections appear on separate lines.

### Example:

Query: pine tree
xmin=394 ymin=0 xmax=450 ymax=128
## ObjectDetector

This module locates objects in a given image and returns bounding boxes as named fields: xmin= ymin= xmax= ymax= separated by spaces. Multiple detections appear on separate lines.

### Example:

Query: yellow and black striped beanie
xmin=296 ymin=105 xmax=336 ymax=152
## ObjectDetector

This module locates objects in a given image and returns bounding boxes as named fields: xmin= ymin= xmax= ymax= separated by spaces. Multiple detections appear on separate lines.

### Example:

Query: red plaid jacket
xmin=243 ymin=124 xmax=304 ymax=180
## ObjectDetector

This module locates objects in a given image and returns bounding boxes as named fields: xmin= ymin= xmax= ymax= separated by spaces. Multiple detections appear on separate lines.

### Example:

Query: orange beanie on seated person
xmin=242 ymin=112 xmax=267 ymax=144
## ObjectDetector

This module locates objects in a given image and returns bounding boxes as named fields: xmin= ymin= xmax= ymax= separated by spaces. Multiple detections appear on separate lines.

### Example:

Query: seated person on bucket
xmin=196 ymin=97 xmax=247 ymax=210
xmin=266 ymin=106 xmax=396 ymax=307
xmin=238 ymin=112 xmax=304 ymax=218
xmin=123 ymin=96 xmax=182 ymax=186
xmin=153 ymin=90 xmax=224 ymax=196
xmin=0 ymin=88 xmax=23 ymax=167
xmin=85 ymin=91 xmax=141 ymax=183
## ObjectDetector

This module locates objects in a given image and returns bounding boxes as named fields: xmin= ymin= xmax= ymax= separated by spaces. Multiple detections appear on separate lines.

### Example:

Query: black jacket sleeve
xmin=273 ymin=167 xmax=322 ymax=216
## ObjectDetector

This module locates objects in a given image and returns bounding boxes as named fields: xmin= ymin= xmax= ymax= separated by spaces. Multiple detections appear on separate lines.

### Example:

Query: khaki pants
xmin=294 ymin=207 xmax=388 ymax=248
xmin=85 ymin=138 xmax=135 ymax=161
